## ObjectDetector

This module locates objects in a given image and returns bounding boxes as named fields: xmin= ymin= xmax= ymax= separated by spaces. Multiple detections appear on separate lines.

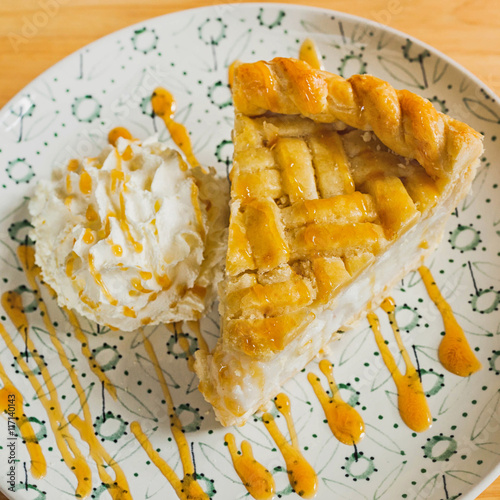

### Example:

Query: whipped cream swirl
xmin=30 ymin=136 xmax=227 ymax=331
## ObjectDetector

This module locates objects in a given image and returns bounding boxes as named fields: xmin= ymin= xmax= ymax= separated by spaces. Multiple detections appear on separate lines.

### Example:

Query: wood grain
xmin=1 ymin=0 xmax=500 ymax=108
xmin=0 ymin=1 xmax=499 ymax=499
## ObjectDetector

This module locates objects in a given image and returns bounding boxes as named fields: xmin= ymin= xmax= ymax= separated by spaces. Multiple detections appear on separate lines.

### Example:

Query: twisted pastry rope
xmin=232 ymin=57 xmax=483 ymax=180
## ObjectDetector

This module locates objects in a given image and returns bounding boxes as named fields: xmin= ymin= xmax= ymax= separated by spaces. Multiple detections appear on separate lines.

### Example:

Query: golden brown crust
xmin=233 ymin=57 xmax=483 ymax=180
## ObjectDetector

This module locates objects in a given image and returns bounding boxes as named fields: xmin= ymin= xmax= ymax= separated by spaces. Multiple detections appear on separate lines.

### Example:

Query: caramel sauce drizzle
xmin=179 ymin=332 xmax=195 ymax=371
xmin=64 ymin=307 xmax=117 ymax=399
xmin=167 ymin=322 xmax=196 ymax=371
xmin=79 ymin=169 xmax=92 ymax=195
xmin=0 ymin=359 xmax=46 ymax=479
xmin=131 ymin=332 xmax=208 ymax=500
xmin=107 ymin=134 xmax=144 ymax=258
xmin=97 ymin=213 xmax=112 ymax=241
xmin=187 ymin=320 xmax=209 ymax=355
xmin=167 ymin=321 xmax=210 ymax=372
xmin=262 ymin=393 xmax=318 ymax=499
xmin=418 ymin=266 xmax=482 ymax=377
xmin=368 ymin=297 xmax=432 ymax=433
xmin=113 ymin=146 xmax=123 ymax=171
xmin=69 ymin=412 xmax=130 ymax=498
xmin=225 ymin=432 xmax=275 ymax=500
xmin=83 ymin=227 xmax=95 ymax=244
xmin=111 ymin=169 xmax=126 ymax=193
xmin=86 ymin=204 xmax=98 ymax=222
xmin=6 ymin=245 xmax=131 ymax=499
xmin=123 ymin=306 xmax=136 ymax=318
xmin=130 ymin=277 xmax=152 ymax=294
xmin=108 ymin=126 xmax=135 ymax=147
xmin=130 ymin=422 xmax=195 ymax=497
xmin=307 ymin=359 xmax=365 ymax=445
xmin=122 ymin=145 xmax=134 ymax=161
xmin=67 ymin=158 xmax=79 ymax=171
xmin=79 ymin=290 xmax=99 ymax=310
xmin=151 ymin=87 xmax=200 ymax=169
xmin=154 ymin=271 xmax=172 ymax=290
xmin=88 ymin=253 xmax=119 ymax=306
xmin=112 ymin=244 xmax=123 ymax=257
xmin=66 ymin=172 xmax=74 ymax=195
xmin=299 ymin=38 xmax=324 ymax=70
xmin=0 ymin=291 xmax=93 ymax=498
xmin=119 ymin=192 xmax=143 ymax=253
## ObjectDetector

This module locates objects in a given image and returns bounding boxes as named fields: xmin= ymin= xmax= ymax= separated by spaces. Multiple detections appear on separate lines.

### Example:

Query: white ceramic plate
xmin=1 ymin=4 xmax=499 ymax=499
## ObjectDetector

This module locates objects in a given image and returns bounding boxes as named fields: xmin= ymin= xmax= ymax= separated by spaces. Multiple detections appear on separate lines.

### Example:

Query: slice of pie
xmin=194 ymin=57 xmax=483 ymax=427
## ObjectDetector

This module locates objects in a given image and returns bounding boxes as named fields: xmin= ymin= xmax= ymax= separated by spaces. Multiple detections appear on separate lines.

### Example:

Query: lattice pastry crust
xmin=194 ymin=57 xmax=483 ymax=426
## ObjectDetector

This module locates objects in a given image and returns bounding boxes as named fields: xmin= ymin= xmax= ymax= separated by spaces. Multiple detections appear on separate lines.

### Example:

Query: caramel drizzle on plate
xmin=262 ymin=393 xmax=318 ymax=499
xmin=20 ymin=245 xmax=131 ymax=497
xmin=0 ymin=358 xmax=46 ymax=479
xmin=108 ymin=126 xmax=135 ymax=146
xmin=307 ymin=359 xmax=365 ymax=445
xmin=187 ymin=320 xmax=209 ymax=355
xmin=64 ymin=307 xmax=117 ymax=399
xmin=168 ymin=322 xmax=197 ymax=371
xmin=88 ymin=252 xmax=119 ymax=305
xmin=2 ymin=245 xmax=131 ymax=499
xmin=151 ymin=87 xmax=200 ymax=169
xmin=418 ymin=266 xmax=482 ymax=377
xmin=1 ymin=290 xmax=92 ymax=498
xmin=168 ymin=321 xmax=210 ymax=372
xmin=368 ymin=297 xmax=432 ymax=433
xmin=131 ymin=332 xmax=208 ymax=500
xmin=299 ymin=38 xmax=324 ymax=70
xmin=225 ymin=432 xmax=275 ymax=500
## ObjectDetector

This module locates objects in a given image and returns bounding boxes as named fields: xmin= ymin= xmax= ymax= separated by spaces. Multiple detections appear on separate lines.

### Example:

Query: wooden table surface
xmin=0 ymin=1 xmax=499 ymax=499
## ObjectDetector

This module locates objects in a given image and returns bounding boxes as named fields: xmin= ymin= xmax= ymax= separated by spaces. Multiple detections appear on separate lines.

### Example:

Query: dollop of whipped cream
xmin=29 ymin=136 xmax=228 ymax=331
